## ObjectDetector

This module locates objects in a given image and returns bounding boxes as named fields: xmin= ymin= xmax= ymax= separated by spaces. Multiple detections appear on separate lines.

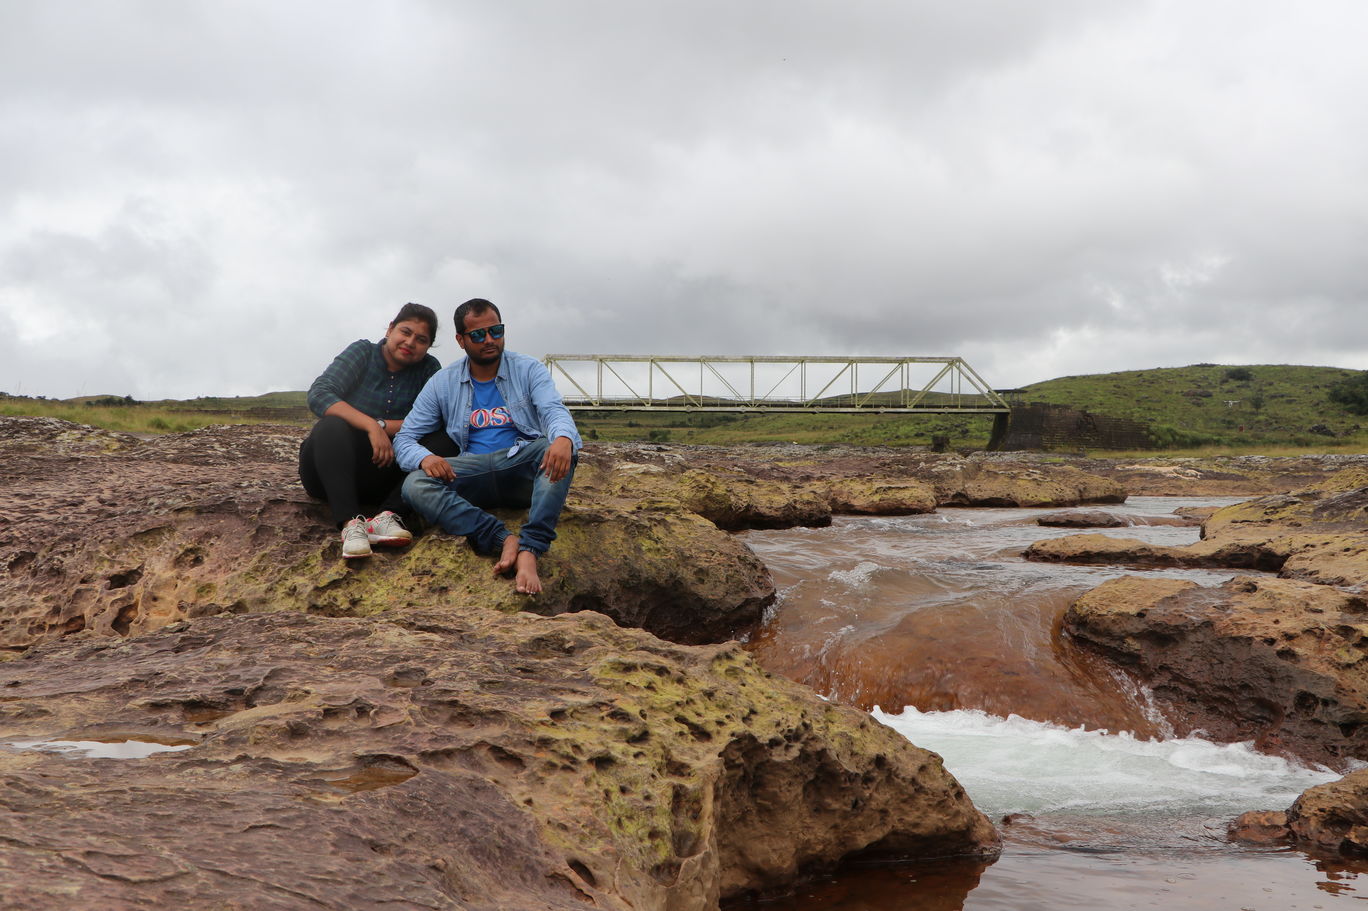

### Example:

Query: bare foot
xmin=514 ymin=550 xmax=542 ymax=595
xmin=493 ymin=535 xmax=519 ymax=577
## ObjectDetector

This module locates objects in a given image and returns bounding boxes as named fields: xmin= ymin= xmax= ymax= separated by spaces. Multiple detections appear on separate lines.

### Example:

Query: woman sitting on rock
xmin=299 ymin=302 xmax=457 ymax=559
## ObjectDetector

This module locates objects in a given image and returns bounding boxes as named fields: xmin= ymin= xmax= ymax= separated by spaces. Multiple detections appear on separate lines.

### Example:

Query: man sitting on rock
xmin=394 ymin=298 xmax=580 ymax=595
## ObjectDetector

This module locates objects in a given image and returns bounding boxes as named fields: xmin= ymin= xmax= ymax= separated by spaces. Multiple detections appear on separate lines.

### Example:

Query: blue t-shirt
xmin=467 ymin=378 xmax=520 ymax=454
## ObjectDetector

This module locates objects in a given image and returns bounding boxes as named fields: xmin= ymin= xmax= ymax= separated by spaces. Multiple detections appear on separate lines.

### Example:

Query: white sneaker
xmin=341 ymin=517 xmax=373 ymax=559
xmin=366 ymin=511 xmax=413 ymax=547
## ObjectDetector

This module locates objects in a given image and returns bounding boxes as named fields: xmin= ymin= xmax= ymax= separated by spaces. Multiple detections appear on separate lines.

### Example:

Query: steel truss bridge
xmin=541 ymin=355 xmax=1010 ymax=414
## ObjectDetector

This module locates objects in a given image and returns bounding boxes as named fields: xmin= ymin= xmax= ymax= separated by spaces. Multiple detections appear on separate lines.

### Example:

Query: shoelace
xmin=370 ymin=512 xmax=407 ymax=532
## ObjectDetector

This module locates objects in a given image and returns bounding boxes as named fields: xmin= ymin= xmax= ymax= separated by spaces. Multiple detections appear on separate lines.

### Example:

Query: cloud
xmin=2 ymin=0 xmax=1366 ymax=399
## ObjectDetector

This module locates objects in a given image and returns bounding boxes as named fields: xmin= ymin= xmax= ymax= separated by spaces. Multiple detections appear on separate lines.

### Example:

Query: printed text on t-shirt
xmin=470 ymin=407 xmax=512 ymax=428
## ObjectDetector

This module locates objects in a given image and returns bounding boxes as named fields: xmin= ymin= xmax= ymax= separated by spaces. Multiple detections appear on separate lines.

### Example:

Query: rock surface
xmin=0 ymin=418 xmax=1062 ymax=908
xmin=1068 ymin=453 xmax=1368 ymax=497
xmin=1063 ymin=574 xmax=1368 ymax=766
xmin=1230 ymin=769 xmax=1368 ymax=857
xmin=1025 ymin=467 xmax=1368 ymax=588
xmin=1034 ymin=509 xmax=1200 ymax=529
xmin=0 ymin=422 xmax=774 ymax=653
xmin=0 ymin=422 xmax=1134 ymax=656
xmin=1195 ymin=467 xmax=1368 ymax=588
xmin=0 ymin=608 xmax=999 ymax=910
xmin=16 ymin=418 xmax=1357 ymax=906
xmin=578 ymin=443 xmax=1129 ymax=521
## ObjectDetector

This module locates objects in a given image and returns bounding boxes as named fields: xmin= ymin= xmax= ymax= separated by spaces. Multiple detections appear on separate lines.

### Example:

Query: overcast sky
xmin=2 ymin=1 xmax=1366 ymax=400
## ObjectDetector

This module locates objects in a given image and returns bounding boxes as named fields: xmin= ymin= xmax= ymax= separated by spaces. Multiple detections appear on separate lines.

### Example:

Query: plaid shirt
xmin=306 ymin=339 xmax=441 ymax=421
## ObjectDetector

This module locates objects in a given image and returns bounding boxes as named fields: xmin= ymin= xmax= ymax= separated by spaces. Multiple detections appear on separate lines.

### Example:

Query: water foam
xmin=827 ymin=560 xmax=882 ymax=588
xmin=872 ymin=706 xmax=1343 ymax=819
xmin=7 ymin=740 xmax=194 ymax=759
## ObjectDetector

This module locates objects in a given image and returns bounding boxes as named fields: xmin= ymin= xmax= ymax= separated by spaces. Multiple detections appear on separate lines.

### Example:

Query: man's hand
xmin=540 ymin=436 xmax=573 ymax=483
xmin=369 ymin=427 xmax=395 ymax=467
xmin=421 ymin=454 xmax=456 ymax=481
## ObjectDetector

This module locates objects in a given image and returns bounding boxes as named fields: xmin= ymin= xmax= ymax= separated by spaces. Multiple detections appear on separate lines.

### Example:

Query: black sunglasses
xmin=461 ymin=323 xmax=505 ymax=343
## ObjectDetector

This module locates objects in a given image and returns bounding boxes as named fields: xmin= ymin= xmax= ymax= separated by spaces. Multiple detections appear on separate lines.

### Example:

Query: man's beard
xmin=466 ymin=346 xmax=502 ymax=367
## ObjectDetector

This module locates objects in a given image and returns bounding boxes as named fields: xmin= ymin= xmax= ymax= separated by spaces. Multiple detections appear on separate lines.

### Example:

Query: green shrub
xmin=1148 ymin=424 xmax=1222 ymax=449
xmin=1328 ymin=372 xmax=1368 ymax=415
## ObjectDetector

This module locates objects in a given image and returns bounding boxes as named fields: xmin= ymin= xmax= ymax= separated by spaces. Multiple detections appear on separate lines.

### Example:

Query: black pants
xmin=298 ymin=415 xmax=460 ymax=527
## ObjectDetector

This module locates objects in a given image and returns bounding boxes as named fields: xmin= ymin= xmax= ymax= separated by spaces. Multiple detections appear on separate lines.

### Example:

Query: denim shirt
xmin=394 ymin=350 xmax=582 ymax=472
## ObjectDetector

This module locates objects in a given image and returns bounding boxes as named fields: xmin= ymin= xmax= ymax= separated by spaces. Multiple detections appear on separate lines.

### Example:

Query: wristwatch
xmin=377 ymin=419 xmax=387 ymax=431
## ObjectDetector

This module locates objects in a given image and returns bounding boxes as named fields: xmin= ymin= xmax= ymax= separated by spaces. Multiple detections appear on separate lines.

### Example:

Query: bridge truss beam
xmin=541 ymin=355 xmax=1010 ymax=413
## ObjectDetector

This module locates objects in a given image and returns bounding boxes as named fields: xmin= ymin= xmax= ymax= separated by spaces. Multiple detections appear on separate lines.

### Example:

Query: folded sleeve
xmin=527 ymin=361 xmax=582 ymax=450
xmin=306 ymin=339 xmax=371 ymax=417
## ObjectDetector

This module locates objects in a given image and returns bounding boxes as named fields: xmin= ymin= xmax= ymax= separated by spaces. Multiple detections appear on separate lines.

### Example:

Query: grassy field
xmin=573 ymin=409 xmax=998 ymax=448
xmin=4 ymin=363 xmax=1366 ymax=452
xmin=0 ymin=392 xmax=311 ymax=434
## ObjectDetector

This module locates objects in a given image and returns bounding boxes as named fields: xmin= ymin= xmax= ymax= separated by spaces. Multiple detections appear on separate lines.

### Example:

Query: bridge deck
xmin=542 ymin=355 xmax=1010 ymax=414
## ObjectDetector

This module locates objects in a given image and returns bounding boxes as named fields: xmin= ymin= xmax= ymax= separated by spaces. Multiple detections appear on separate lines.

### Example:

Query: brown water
xmin=733 ymin=498 xmax=1368 ymax=909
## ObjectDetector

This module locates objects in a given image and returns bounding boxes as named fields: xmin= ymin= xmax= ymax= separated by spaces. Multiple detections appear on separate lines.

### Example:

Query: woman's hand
xmin=369 ymin=427 xmax=395 ymax=467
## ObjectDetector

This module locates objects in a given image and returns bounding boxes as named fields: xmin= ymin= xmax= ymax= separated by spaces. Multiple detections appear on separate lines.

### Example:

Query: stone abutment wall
xmin=991 ymin=403 xmax=1153 ymax=451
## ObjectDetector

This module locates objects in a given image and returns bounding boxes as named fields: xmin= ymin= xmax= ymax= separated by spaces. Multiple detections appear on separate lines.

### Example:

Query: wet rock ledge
xmin=1022 ymin=467 xmax=1368 ymax=770
xmin=1009 ymin=462 xmax=1368 ymax=861
xmin=0 ymin=609 xmax=997 ymax=910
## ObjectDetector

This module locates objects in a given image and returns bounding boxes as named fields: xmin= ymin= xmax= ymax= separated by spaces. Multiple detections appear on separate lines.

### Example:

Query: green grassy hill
xmin=1020 ymin=364 xmax=1365 ymax=448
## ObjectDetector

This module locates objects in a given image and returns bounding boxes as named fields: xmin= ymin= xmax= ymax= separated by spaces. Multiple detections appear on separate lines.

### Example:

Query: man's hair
xmin=454 ymin=298 xmax=501 ymax=334
xmin=390 ymin=302 xmax=438 ymax=340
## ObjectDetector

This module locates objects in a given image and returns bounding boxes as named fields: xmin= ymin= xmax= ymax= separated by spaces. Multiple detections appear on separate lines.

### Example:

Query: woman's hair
xmin=390 ymin=302 xmax=439 ymax=341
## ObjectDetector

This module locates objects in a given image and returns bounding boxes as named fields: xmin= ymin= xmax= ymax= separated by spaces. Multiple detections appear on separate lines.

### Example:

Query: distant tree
xmin=1328 ymin=372 xmax=1368 ymax=415
xmin=1223 ymin=367 xmax=1253 ymax=383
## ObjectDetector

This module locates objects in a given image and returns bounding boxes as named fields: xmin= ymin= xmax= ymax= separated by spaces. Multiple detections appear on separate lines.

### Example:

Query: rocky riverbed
xmin=3 ymin=416 xmax=1367 ymax=905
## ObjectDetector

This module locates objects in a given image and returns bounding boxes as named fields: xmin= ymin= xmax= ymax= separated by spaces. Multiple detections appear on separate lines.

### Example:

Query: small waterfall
xmin=873 ymin=706 xmax=1343 ymax=822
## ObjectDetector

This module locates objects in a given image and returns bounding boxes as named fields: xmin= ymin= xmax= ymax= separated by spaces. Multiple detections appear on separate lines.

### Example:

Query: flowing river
xmin=730 ymin=497 xmax=1368 ymax=910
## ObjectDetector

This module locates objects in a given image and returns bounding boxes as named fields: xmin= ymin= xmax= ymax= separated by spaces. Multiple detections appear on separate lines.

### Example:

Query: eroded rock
xmin=0 ymin=418 xmax=1010 ymax=908
xmin=1034 ymin=510 xmax=1199 ymax=529
xmin=1196 ymin=467 xmax=1368 ymax=588
xmin=1 ymin=421 xmax=1139 ymax=656
xmin=1231 ymin=770 xmax=1368 ymax=857
xmin=0 ymin=609 xmax=1000 ymax=909
xmin=0 ymin=424 xmax=774 ymax=652
xmin=1228 ymin=810 xmax=1292 ymax=846
xmin=1036 ymin=510 xmax=1132 ymax=528
xmin=1063 ymin=574 xmax=1368 ymax=766
xmin=1025 ymin=469 xmax=1368 ymax=587
xmin=1023 ymin=532 xmax=1286 ymax=571
xmin=1070 ymin=453 xmax=1368 ymax=497
xmin=1285 ymin=770 xmax=1368 ymax=856
xmin=574 ymin=444 xmax=1127 ymax=520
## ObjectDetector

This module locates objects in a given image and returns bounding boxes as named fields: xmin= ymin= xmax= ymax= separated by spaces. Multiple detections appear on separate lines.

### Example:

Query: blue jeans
xmin=401 ymin=437 xmax=575 ymax=556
